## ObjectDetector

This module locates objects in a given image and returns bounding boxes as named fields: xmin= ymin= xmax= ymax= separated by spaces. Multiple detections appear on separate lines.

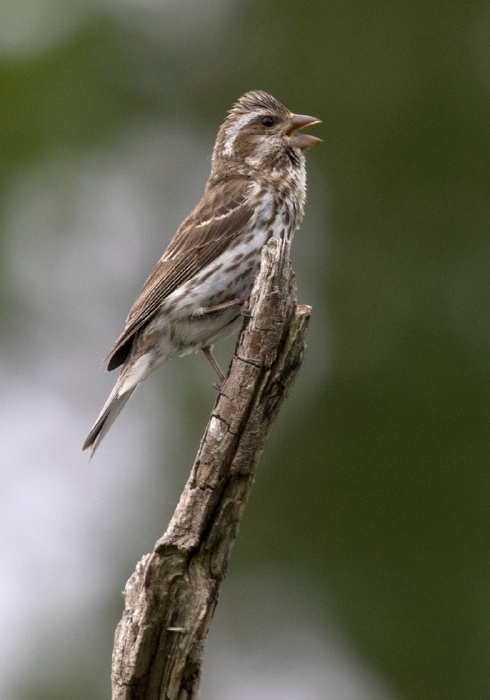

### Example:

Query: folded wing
xmin=106 ymin=180 xmax=255 ymax=370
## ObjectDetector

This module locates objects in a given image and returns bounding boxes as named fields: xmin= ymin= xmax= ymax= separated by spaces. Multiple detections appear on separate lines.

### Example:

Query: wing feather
xmin=106 ymin=179 xmax=255 ymax=370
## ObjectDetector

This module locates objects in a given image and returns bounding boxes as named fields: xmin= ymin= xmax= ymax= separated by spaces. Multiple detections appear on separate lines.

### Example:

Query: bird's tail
xmin=82 ymin=377 xmax=136 ymax=456
xmin=83 ymin=354 xmax=152 ymax=456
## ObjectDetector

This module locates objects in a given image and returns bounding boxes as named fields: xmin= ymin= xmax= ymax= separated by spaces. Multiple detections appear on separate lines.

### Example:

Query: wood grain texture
xmin=112 ymin=236 xmax=311 ymax=699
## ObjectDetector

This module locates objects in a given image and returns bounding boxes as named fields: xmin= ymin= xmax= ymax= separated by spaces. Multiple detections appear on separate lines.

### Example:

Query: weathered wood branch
xmin=111 ymin=236 xmax=311 ymax=700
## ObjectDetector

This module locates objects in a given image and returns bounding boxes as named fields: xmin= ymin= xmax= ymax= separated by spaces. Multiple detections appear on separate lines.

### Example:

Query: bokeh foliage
xmin=2 ymin=0 xmax=490 ymax=698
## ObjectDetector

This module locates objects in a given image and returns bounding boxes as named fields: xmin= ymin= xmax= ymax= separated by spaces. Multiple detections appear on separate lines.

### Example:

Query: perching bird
xmin=83 ymin=90 xmax=321 ymax=454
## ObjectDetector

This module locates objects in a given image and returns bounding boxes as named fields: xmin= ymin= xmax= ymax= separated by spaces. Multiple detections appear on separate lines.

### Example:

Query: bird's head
xmin=211 ymin=90 xmax=321 ymax=180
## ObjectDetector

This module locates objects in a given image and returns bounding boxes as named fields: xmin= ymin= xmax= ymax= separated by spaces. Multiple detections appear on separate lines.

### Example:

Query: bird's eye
xmin=261 ymin=116 xmax=275 ymax=127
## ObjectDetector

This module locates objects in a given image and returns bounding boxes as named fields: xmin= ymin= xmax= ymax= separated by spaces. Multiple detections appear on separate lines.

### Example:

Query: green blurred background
xmin=2 ymin=0 xmax=490 ymax=698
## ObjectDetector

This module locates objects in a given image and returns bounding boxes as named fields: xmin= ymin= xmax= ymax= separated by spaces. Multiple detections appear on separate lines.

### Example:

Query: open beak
xmin=285 ymin=113 xmax=322 ymax=150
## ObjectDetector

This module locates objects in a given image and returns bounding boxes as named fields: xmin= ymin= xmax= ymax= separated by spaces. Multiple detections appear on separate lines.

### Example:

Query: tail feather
xmin=82 ymin=386 xmax=135 ymax=456
xmin=84 ymin=353 xmax=153 ymax=456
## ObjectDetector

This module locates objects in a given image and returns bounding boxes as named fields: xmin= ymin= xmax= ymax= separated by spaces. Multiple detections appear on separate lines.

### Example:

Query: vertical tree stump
xmin=111 ymin=236 xmax=311 ymax=699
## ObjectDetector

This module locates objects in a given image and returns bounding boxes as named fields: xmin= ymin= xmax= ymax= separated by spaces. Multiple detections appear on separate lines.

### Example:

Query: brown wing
xmin=106 ymin=179 xmax=255 ymax=370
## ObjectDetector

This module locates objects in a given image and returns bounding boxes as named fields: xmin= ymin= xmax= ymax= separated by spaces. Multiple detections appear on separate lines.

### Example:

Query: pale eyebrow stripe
xmin=222 ymin=112 xmax=257 ymax=157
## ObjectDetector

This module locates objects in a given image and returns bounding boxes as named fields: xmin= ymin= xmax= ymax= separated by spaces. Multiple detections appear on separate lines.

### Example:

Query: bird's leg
xmin=202 ymin=345 xmax=226 ymax=388
xmin=193 ymin=297 xmax=250 ymax=317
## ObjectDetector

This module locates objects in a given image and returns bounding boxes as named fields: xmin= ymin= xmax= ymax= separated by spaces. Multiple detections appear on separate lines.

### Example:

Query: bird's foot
xmin=239 ymin=298 xmax=252 ymax=317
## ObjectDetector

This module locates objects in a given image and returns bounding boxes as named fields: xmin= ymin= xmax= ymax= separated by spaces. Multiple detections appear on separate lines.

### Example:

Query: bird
xmin=83 ymin=90 xmax=321 ymax=454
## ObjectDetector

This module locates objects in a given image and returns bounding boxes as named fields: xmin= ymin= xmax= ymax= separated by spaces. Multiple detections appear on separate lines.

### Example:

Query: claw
xmin=240 ymin=299 xmax=252 ymax=317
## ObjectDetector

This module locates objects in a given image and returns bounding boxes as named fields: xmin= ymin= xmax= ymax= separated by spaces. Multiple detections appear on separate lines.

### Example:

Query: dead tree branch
xmin=111 ymin=236 xmax=311 ymax=699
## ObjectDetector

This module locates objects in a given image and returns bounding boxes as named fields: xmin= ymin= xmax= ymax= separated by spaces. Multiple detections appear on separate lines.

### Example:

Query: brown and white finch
xmin=83 ymin=91 xmax=321 ymax=454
